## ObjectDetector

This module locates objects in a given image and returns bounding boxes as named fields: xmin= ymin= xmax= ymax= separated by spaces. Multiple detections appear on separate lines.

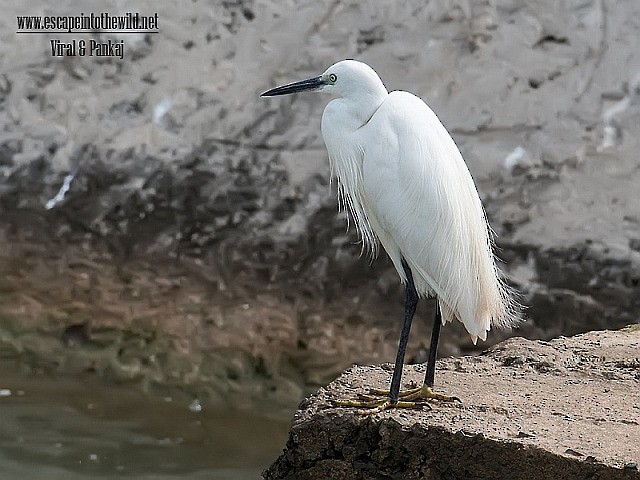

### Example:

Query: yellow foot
xmin=369 ymin=384 xmax=461 ymax=403
xmin=333 ymin=384 xmax=460 ymax=415
xmin=333 ymin=396 xmax=427 ymax=414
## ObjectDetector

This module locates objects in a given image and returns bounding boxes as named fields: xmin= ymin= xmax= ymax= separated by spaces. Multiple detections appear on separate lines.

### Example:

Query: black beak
xmin=261 ymin=76 xmax=325 ymax=97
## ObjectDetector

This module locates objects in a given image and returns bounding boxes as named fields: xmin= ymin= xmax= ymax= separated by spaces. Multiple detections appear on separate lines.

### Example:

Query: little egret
xmin=262 ymin=60 xmax=520 ymax=413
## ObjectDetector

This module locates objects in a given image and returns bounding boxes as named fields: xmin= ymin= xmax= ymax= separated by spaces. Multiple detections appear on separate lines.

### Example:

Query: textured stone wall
xmin=0 ymin=0 xmax=638 ymax=407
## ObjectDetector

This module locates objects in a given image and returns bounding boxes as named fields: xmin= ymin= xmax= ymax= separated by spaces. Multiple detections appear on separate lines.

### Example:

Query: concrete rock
xmin=265 ymin=328 xmax=640 ymax=479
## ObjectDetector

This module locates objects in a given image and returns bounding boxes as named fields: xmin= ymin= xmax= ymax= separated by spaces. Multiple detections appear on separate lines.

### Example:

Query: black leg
xmin=389 ymin=259 xmax=418 ymax=403
xmin=424 ymin=301 xmax=442 ymax=388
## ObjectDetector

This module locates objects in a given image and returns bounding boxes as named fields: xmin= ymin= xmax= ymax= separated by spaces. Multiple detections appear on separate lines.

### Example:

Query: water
xmin=0 ymin=366 xmax=290 ymax=479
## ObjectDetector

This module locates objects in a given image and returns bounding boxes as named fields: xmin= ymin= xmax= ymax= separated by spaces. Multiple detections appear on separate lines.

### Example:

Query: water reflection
xmin=0 ymin=364 xmax=289 ymax=479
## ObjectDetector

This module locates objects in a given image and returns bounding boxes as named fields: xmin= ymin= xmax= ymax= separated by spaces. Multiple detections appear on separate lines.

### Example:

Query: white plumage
xmin=262 ymin=60 xmax=520 ymax=410
xmin=318 ymin=60 xmax=519 ymax=343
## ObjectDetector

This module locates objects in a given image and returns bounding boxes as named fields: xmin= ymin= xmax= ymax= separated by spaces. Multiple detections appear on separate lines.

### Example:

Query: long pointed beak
xmin=261 ymin=76 xmax=325 ymax=97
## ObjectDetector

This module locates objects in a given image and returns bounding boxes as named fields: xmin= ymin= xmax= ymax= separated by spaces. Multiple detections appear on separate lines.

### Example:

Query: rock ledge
xmin=264 ymin=328 xmax=640 ymax=480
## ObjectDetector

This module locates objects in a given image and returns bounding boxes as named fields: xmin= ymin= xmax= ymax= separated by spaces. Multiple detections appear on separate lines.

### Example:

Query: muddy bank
xmin=0 ymin=0 xmax=639 ymax=408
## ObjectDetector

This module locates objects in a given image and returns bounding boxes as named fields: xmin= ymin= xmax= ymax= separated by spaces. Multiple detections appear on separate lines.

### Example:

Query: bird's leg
xmin=384 ymin=302 xmax=459 ymax=403
xmin=425 ymin=301 xmax=442 ymax=388
xmin=334 ymin=259 xmax=444 ymax=414
xmin=333 ymin=259 xmax=417 ymax=411
xmin=364 ymin=300 xmax=460 ymax=406
xmin=333 ymin=266 xmax=459 ymax=413
xmin=389 ymin=258 xmax=419 ymax=402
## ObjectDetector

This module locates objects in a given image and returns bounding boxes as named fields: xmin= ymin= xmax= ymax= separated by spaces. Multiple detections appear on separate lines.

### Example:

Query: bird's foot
xmin=332 ymin=395 xmax=429 ymax=414
xmin=333 ymin=382 xmax=460 ymax=415
xmin=370 ymin=383 xmax=461 ymax=403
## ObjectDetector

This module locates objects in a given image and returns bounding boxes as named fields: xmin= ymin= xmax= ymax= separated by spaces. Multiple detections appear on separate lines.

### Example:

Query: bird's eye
xmin=329 ymin=73 xmax=337 ymax=83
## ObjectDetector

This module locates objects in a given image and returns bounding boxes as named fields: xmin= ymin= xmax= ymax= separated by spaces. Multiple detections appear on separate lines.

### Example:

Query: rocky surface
xmin=264 ymin=327 xmax=640 ymax=479
xmin=0 ymin=0 xmax=638 ymax=407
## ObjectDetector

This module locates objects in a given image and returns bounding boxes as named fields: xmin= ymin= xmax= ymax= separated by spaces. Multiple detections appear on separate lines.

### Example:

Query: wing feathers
xmin=323 ymin=90 xmax=520 ymax=340
xmin=360 ymin=92 xmax=520 ymax=339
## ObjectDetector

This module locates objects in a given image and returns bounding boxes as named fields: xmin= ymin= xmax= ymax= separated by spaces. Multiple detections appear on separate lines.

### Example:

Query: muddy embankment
xmin=1 ymin=0 xmax=639 ymax=410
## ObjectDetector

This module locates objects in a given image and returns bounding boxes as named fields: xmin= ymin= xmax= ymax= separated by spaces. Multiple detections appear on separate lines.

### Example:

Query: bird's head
xmin=261 ymin=60 xmax=387 ymax=100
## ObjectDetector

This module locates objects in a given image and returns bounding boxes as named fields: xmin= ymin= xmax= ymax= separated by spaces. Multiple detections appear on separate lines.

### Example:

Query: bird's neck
xmin=319 ymin=86 xmax=388 ymax=256
xmin=323 ymin=94 xmax=387 ymax=136
xmin=346 ymin=86 xmax=388 ymax=128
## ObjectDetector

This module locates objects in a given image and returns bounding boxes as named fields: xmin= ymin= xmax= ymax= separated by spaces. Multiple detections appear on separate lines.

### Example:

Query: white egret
xmin=262 ymin=60 xmax=520 ymax=413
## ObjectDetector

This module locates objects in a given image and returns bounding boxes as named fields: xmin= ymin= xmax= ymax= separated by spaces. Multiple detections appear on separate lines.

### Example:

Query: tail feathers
xmin=397 ymin=249 xmax=521 ymax=343
xmin=438 ymin=300 xmax=455 ymax=325
xmin=439 ymin=298 xmax=492 ymax=343
xmin=438 ymin=280 xmax=520 ymax=344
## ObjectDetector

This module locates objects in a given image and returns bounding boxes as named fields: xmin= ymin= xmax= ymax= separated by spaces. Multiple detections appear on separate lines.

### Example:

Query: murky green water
xmin=0 ymin=365 xmax=290 ymax=479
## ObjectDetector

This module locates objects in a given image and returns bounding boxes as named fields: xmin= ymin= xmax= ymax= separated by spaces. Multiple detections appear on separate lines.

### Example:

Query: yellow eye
xmin=329 ymin=73 xmax=337 ymax=83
